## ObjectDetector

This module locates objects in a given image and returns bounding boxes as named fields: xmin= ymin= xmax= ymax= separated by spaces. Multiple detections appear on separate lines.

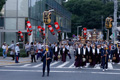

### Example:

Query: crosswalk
xmin=5 ymin=61 xmax=115 ymax=70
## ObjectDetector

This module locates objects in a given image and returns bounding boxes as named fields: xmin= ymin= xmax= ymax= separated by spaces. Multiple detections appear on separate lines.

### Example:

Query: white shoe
xmin=76 ymin=67 xmax=79 ymax=69
xmin=103 ymin=69 xmax=105 ymax=72
xmin=106 ymin=69 xmax=108 ymax=71
xmin=112 ymin=62 xmax=115 ymax=64
xmin=85 ymin=66 xmax=87 ymax=68
xmin=80 ymin=67 xmax=82 ymax=68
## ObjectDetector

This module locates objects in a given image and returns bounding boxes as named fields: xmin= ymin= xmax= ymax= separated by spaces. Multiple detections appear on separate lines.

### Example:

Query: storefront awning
xmin=0 ymin=29 xmax=27 ymax=32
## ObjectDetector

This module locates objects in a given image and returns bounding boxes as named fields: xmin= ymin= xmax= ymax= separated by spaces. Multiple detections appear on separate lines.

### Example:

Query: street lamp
xmin=77 ymin=26 xmax=82 ymax=40
xmin=43 ymin=9 xmax=55 ymax=44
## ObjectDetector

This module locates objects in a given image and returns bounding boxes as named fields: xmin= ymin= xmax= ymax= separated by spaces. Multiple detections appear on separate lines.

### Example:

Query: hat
xmin=16 ymin=42 xmax=19 ymax=45
xmin=83 ymin=44 xmax=86 ymax=46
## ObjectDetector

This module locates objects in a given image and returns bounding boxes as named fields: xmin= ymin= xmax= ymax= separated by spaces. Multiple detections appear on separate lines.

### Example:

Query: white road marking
xmin=50 ymin=61 xmax=60 ymax=67
xmin=33 ymin=63 xmax=43 ymax=68
xmin=68 ymin=63 xmax=74 ymax=68
xmin=57 ymin=61 xmax=69 ymax=68
xmin=0 ymin=69 xmax=120 ymax=75
xmin=21 ymin=64 xmax=31 ymax=67
xmin=94 ymin=64 xmax=100 ymax=69
xmin=108 ymin=62 xmax=113 ymax=69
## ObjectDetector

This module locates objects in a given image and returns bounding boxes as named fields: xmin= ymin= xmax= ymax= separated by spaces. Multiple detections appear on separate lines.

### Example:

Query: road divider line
xmin=33 ymin=63 xmax=43 ymax=68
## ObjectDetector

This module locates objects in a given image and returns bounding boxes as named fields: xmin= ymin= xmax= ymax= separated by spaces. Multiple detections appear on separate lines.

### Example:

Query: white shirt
xmin=8 ymin=44 xmax=15 ymax=50
xmin=55 ymin=47 xmax=58 ymax=52
xmin=87 ymin=47 xmax=90 ymax=52
xmin=118 ymin=48 xmax=119 ymax=54
xmin=37 ymin=43 xmax=42 ymax=49
xmin=15 ymin=46 xmax=20 ymax=55
xmin=78 ymin=48 xmax=81 ymax=55
xmin=66 ymin=45 xmax=69 ymax=50
xmin=2 ymin=45 xmax=7 ymax=49
xmin=83 ymin=48 xmax=86 ymax=55
xmin=63 ymin=48 xmax=65 ymax=52
xmin=97 ymin=48 xmax=100 ymax=54
xmin=92 ymin=49 xmax=95 ymax=55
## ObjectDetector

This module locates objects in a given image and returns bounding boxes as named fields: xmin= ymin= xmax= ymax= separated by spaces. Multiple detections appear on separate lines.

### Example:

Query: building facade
xmin=0 ymin=0 xmax=71 ymax=48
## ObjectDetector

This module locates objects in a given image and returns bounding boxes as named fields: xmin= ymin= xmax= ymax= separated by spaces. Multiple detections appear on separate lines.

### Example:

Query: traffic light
xmin=43 ymin=11 xmax=51 ymax=24
xmin=105 ymin=17 xmax=113 ymax=29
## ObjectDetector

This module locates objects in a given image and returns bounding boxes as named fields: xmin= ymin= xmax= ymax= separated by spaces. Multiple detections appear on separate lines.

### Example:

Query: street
xmin=0 ymin=53 xmax=120 ymax=80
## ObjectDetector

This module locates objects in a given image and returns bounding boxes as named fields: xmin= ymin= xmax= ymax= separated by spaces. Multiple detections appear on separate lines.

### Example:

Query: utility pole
xmin=101 ymin=15 xmax=104 ymax=32
xmin=113 ymin=0 xmax=118 ymax=43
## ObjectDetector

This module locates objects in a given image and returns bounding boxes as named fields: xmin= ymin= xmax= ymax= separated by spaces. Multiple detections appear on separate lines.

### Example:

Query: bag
xmin=89 ymin=59 xmax=92 ymax=63
xmin=41 ymin=56 xmax=45 ymax=62
xmin=112 ymin=57 xmax=116 ymax=60
xmin=82 ymin=58 xmax=86 ymax=62
xmin=58 ymin=54 xmax=61 ymax=59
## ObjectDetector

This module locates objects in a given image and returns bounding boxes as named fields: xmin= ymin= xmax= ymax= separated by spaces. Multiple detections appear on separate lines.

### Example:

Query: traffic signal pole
xmin=113 ymin=0 xmax=118 ymax=43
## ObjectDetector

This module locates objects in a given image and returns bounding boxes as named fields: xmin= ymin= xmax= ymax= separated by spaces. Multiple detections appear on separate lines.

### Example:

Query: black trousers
xmin=31 ymin=55 xmax=36 ymax=62
xmin=27 ymin=51 xmax=29 ymax=57
xmin=11 ymin=55 xmax=14 ymax=60
xmin=43 ymin=60 xmax=51 ymax=75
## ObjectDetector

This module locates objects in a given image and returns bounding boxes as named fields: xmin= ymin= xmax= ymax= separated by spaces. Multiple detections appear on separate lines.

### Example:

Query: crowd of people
xmin=1 ymin=40 xmax=120 ymax=76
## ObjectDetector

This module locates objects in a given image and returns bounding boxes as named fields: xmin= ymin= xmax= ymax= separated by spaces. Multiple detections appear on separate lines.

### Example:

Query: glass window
xmin=18 ymin=0 xmax=28 ymax=17
xmin=6 ymin=0 xmax=17 ymax=17
xmin=5 ymin=32 xmax=16 ymax=45
xmin=5 ymin=18 xmax=16 ymax=29
xmin=18 ymin=18 xmax=25 ymax=30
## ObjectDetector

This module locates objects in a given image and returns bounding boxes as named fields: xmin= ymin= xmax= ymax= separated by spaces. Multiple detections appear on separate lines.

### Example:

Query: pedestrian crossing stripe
xmin=68 ymin=63 xmax=74 ymax=68
xmin=21 ymin=64 xmax=31 ymax=67
xmin=56 ymin=61 xmax=69 ymax=68
xmin=4 ymin=62 xmax=114 ymax=70
xmin=50 ymin=61 xmax=60 ymax=67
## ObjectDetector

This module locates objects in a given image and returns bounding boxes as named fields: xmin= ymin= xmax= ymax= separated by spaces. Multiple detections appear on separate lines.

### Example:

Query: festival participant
xmin=96 ymin=45 xmax=101 ymax=65
xmin=81 ymin=44 xmax=88 ymax=67
xmin=53 ymin=44 xmax=59 ymax=61
xmin=60 ymin=45 xmax=68 ymax=62
xmin=90 ymin=45 xmax=97 ymax=67
xmin=74 ymin=44 xmax=83 ymax=68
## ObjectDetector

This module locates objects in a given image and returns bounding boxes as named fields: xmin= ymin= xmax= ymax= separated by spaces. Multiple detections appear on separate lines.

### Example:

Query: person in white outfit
xmin=2 ymin=42 xmax=7 ymax=58
xmin=8 ymin=41 xmax=15 ymax=60
xmin=15 ymin=42 xmax=20 ymax=63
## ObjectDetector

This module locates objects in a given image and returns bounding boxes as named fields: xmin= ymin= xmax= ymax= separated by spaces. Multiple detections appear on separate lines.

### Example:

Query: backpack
xmin=30 ymin=46 xmax=35 ymax=55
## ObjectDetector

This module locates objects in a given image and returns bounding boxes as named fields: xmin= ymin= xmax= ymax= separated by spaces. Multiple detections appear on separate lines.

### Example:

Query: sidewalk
xmin=0 ymin=56 xmax=31 ymax=66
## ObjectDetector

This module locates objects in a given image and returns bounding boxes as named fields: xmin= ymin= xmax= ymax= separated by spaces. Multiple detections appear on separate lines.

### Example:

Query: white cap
xmin=16 ymin=42 xmax=19 ymax=45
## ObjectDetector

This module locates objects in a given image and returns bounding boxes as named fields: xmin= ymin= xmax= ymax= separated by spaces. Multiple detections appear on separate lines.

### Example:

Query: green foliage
xmin=0 ymin=48 xmax=27 ymax=57
xmin=0 ymin=0 xmax=6 ymax=11
xmin=64 ymin=0 xmax=115 ymax=37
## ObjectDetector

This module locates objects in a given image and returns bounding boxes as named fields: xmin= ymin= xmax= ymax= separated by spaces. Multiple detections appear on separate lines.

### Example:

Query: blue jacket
xmin=41 ymin=49 xmax=53 ymax=62
xmin=101 ymin=49 xmax=109 ymax=61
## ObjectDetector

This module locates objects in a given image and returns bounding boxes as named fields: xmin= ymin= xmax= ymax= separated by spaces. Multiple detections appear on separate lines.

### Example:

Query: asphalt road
xmin=0 ymin=53 xmax=120 ymax=80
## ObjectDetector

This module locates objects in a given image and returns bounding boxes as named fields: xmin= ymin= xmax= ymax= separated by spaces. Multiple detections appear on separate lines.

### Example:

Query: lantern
xmin=54 ymin=22 xmax=61 ymax=33
xmin=18 ymin=31 xmax=24 ymax=41
xmin=48 ymin=25 xmax=55 ymax=35
xmin=27 ymin=21 xmax=33 ymax=32
xmin=37 ymin=26 xmax=42 ymax=33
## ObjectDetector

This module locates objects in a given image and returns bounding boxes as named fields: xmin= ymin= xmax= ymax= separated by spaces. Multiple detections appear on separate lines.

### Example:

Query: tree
xmin=0 ymin=0 xmax=6 ymax=12
xmin=64 ymin=0 xmax=114 ymax=37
